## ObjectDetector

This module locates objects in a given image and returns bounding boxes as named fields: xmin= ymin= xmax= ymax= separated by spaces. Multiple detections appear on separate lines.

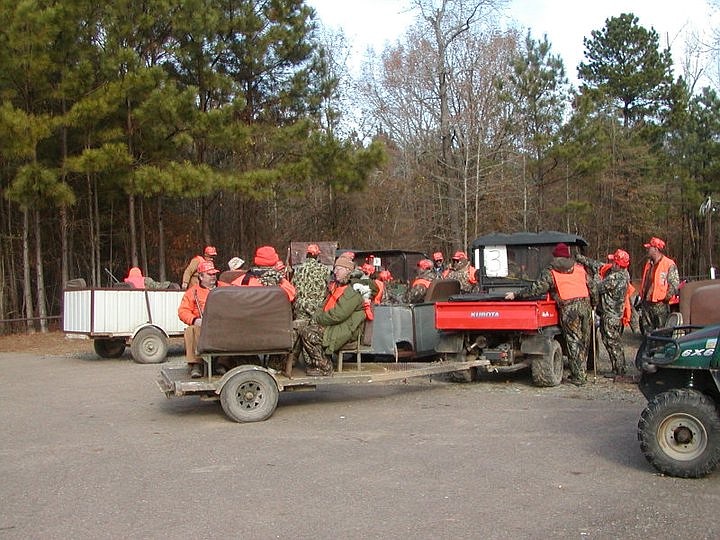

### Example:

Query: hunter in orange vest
xmin=639 ymin=236 xmax=680 ymax=335
xmin=505 ymin=242 xmax=594 ymax=386
xmin=445 ymin=250 xmax=477 ymax=293
xmin=405 ymin=259 xmax=436 ymax=303
xmin=178 ymin=260 xmax=223 ymax=378
xmin=577 ymin=248 xmax=632 ymax=376
xmin=231 ymin=246 xmax=296 ymax=302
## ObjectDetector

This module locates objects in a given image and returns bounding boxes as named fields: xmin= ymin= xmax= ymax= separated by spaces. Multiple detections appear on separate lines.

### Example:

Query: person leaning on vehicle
xmin=178 ymin=260 xmax=222 ymax=378
xmin=405 ymin=259 xmax=437 ymax=304
xmin=576 ymin=248 xmax=632 ymax=376
xmin=505 ymin=242 xmax=595 ymax=386
xmin=181 ymin=245 xmax=217 ymax=290
xmin=299 ymin=255 xmax=378 ymax=376
xmin=638 ymin=236 xmax=680 ymax=335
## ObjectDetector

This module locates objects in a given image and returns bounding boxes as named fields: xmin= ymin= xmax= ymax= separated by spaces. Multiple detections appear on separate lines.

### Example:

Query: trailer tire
xmin=93 ymin=338 xmax=126 ymax=359
xmin=638 ymin=388 xmax=720 ymax=478
xmin=531 ymin=340 xmax=563 ymax=387
xmin=130 ymin=327 xmax=168 ymax=364
xmin=220 ymin=370 xmax=279 ymax=423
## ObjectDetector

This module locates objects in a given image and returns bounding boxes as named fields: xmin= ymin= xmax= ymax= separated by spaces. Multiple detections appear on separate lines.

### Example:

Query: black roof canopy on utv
xmin=471 ymin=231 xmax=588 ymax=250
xmin=469 ymin=231 xmax=589 ymax=295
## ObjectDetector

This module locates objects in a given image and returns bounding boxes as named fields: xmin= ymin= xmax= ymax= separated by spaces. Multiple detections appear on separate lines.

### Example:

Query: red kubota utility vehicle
xmin=434 ymin=231 xmax=591 ymax=386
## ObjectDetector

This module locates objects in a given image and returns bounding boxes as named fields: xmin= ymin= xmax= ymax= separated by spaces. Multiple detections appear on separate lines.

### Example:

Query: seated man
xmin=405 ymin=259 xmax=436 ymax=303
xmin=177 ymin=260 xmax=222 ymax=378
xmin=300 ymin=255 xmax=377 ymax=376
xmin=232 ymin=245 xmax=296 ymax=302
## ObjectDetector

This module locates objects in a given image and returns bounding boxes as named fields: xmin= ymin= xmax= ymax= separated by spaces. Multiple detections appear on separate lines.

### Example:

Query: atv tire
xmin=531 ymin=340 xmax=563 ymax=387
xmin=638 ymin=388 xmax=720 ymax=478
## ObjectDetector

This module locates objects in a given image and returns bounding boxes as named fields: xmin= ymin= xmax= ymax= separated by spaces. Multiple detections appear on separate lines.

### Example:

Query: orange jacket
xmin=640 ymin=256 xmax=676 ymax=303
xmin=178 ymin=285 xmax=212 ymax=325
xmin=550 ymin=264 xmax=589 ymax=301
xmin=124 ymin=267 xmax=145 ymax=288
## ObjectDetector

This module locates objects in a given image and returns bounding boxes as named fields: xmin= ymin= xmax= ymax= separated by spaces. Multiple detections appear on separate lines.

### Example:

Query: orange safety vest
xmin=373 ymin=279 xmax=384 ymax=304
xmin=233 ymin=273 xmax=296 ymax=302
xmin=550 ymin=264 xmax=589 ymax=301
xmin=323 ymin=284 xmax=348 ymax=311
xmin=600 ymin=263 xmax=634 ymax=327
xmin=640 ymin=256 xmax=676 ymax=303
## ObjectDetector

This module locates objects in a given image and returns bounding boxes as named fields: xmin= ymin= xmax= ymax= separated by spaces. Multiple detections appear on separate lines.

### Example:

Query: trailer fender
xmin=214 ymin=364 xmax=283 ymax=394
xmin=131 ymin=323 xmax=170 ymax=341
xmin=435 ymin=332 xmax=465 ymax=354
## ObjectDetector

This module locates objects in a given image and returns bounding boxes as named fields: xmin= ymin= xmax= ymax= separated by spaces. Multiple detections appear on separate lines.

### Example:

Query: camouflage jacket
xmin=576 ymin=254 xmax=629 ymax=319
xmin=291 ymin=257 xmax=329 ymax=320
xmin=445 ymin=259 xmax=476 ymax=293
xmin=404 ymin=270 xmax=437 ymax=304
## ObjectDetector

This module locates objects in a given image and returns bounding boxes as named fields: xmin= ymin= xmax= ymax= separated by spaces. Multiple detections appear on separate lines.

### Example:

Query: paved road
xmin=1 ymin=350 xmax=718 ymax=539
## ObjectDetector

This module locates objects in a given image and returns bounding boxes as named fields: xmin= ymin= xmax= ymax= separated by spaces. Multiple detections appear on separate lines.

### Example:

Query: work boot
xmin=189 ymin=363 xmax=203 ymax=378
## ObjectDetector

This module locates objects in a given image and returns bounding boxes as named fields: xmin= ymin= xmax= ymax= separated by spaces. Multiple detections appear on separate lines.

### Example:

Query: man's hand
xmin=504 ymin=291 xmax=515 ymax=300
xmin=193 ymin=317 xmax=202 ymax=327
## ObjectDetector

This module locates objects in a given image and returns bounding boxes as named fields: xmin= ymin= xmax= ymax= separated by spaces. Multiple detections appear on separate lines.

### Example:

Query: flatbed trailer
xmin=155 ymin=285 xmax=489 ymax=422
xmin=158 ymin=358 xmax=490 ymax=423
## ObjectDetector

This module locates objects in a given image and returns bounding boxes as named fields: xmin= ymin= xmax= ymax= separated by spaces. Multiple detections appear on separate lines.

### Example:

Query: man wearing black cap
xmin=639 ymin=236 xmax=680 ymax=335
xmin=505 ymin=243 xmax=595 ymax=386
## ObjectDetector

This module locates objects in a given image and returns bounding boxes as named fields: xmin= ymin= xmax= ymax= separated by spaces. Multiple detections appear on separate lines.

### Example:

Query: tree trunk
xmin=157 ymin=197 xmax=166 ymax=281
xmin=139 ymin=196 xmax=148 ymax=274
xmin=22 ymin=209 xmax=35 ymax=334
xmin=34 ymin=209 xmax=48 ymax=333
xmin=129 ymin=194 xmax=138 ymax=268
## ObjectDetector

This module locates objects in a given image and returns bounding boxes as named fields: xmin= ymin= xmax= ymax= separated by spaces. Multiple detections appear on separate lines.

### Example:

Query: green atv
xmin=636 ymin=314 xmax=720 ymax=477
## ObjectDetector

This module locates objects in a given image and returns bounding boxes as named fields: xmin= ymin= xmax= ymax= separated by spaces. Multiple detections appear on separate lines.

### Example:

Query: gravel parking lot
xmin=1 ymin=332 xmax=718 ymax=539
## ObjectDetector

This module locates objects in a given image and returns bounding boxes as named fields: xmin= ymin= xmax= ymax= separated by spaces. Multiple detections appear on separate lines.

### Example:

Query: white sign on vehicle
xmin=483 ymin=245 xmax=508 ymax=277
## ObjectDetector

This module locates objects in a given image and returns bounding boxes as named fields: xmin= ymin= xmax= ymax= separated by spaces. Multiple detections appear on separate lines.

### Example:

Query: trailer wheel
xmin=638 ymin=389 xmax=720 ymax=478
xmin=220 ymin=370 xmax=279 ymax=423
xmin=93 ymin=338 xmax=126 ymax=359
xmin=130 ymin=327 xmax=168 ymax=364
xmin=531 ymin=340 xmax=563 ymax=387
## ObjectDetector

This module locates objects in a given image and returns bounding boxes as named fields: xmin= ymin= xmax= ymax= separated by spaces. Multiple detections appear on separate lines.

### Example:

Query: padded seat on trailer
xmin=197 ymin=286 xmax=293 ymax=355
xmin=424 ymin=279 xmax=461 ymax=302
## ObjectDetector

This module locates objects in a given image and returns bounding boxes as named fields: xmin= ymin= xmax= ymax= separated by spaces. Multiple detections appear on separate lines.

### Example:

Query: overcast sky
xmin=306 ymin=0 xmax=719 ymax=87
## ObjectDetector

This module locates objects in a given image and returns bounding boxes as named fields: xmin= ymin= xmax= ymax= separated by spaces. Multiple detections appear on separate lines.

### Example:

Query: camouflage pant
xmin=559 ymin=299 xmax=593 ymax=382
xmin=600 ymin=315 xmax=626 ymax=374
xmin=639 ymin=301 xmax=670 ymax=336
xmin=299 ymin=322 xmax=333 ymax=374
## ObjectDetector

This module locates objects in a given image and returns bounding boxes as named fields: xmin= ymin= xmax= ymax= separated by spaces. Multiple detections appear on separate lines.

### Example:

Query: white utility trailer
xmin=63 ymin=287 xmax=186 ymax=363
